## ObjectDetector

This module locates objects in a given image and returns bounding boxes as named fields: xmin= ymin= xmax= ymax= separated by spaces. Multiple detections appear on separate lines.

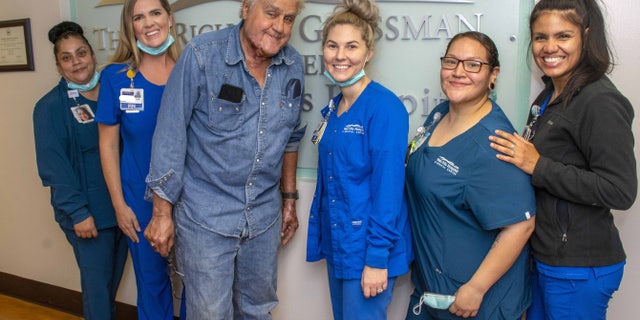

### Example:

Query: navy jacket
xmin=33 ymin=78 xmax=116 ymax=230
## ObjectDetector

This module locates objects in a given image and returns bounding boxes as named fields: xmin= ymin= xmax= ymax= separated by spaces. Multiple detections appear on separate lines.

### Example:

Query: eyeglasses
xmin=440 ymin=57 xmax=490 ymax=73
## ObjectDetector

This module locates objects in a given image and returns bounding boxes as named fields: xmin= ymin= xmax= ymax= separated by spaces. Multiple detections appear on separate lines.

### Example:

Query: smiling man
xmin=143 ymin=0 xmax=306 ymax=318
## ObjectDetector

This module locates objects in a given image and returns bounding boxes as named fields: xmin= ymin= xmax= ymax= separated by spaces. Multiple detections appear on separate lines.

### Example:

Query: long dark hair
xmin=530 ymin=0 xmax=612 ymax=106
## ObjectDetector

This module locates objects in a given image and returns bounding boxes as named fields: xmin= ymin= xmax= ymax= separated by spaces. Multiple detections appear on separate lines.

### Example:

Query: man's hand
xmin=280 ymin=199 xmax=298 ymax=246
xmin=144 ymin=194 xmax=174 ymax=257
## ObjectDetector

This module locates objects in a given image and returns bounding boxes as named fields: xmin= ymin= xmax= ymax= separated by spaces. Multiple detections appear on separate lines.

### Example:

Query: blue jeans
xmin=327 ymin=263 xmax=396 ymax=320
xmin=175 ymin=204 xmax=281 ymax=320
xmin=62 ymin=226 xmax=128 ymax=320
xmin=528 ymin=259 xmax=624 ymax=320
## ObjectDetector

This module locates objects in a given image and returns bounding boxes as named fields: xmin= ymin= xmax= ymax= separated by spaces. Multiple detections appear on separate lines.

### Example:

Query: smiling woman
xmin=405 ymin=31 xmax=536 ymax=320
xmin=32 ymin=20 xmax=128 ymax=320
xmin=305 ymin=1 xmax=413 ymax=319
xmin=489 ymin=1 xmax=637 ymax=319
xmin=93 ymin=0 xmax=184 ymax=319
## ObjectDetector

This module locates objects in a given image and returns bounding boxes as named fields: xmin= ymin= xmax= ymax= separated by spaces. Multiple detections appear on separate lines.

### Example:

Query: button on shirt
xmin=146 ymin=23 xmax=305 ymax=238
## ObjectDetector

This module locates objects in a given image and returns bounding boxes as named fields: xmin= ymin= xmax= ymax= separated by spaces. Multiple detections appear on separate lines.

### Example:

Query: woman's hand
xmin=489 ymin=130 xmax=540 ymax=175
xmin=115 ymin=204 xmax=141 ymax=242
xmin=449 ymin=283 xmax=484 ymax=318
xmin=361 ymin=266 xmax=388 ymax=298
xmin=74 ymin=216 xmax=98 ymax=239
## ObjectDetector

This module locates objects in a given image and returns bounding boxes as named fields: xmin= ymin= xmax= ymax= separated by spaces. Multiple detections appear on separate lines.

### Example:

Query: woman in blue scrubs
xmin=95 ymin=0 xmax=183 ymax=319
xmin=405 ymin=32 xmax=536 ymax=319
xmin=33 ymin=21 xmax=127 ymax=320
xmin=306 ymin=0 xmax=413 ymax=318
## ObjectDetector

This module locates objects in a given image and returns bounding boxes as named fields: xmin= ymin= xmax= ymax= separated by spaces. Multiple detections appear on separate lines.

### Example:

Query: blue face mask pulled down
xmin=67 ymin=71 xmax=100 ymax=92
xmin=136 ymin=34 xmax=175 ymax=56
xmin=323 ymin=68 xmax=366 ymax=87
xmin=412 ymin=292 xmax=456 ymax=315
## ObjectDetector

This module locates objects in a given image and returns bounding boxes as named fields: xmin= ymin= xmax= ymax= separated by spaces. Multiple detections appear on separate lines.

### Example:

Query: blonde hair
xmin=109 ymin=0 xmax=182 ymax=69
xmin=321 ymin=0 xmax=380 ymax=51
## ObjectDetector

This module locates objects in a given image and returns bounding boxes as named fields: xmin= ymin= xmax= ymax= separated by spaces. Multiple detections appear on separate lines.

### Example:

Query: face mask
xmin=323 ymin=58 xmax=368 ymax=87
xmin=323 ymin=69 xmax=366 ymax=87
xmin=412 ymin=292 xmax=456 ymax=315
xmin=137 ymin=34 xmax=175 ymax=56
xmin=67 ymin=71 xmax=100 ymax=92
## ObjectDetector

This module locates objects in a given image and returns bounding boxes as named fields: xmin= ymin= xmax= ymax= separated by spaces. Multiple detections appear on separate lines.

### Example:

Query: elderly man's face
xmin=240 ymin=0 xmax=299 ymax=58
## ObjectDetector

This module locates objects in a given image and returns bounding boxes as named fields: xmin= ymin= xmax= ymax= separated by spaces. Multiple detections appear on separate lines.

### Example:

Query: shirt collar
xmin=225 ymin=21 xmax=297 ymax=68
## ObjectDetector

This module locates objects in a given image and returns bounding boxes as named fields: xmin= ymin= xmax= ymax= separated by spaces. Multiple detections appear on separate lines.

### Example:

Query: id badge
xmin=119 ymin=88 xmax=144 ymax=113
xmin=311 ymin=120 xmax=328 ymax=145
xmin=71 ymin=104 xmax=95 ymax=124
xmin=408 ymin=127 xmax=429 ymax=155
xmin=405 ymin=127 xmax=429 ymax=166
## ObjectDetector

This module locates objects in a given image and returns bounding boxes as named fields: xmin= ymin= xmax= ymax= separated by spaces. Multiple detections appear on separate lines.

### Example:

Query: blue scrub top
xmin=96 ymin=63 xmax=165 ymax=223
xmin=307 ymin=81 xmax=413 ymax=280
xmin=405 ymin=100 xmax=536 ymax=319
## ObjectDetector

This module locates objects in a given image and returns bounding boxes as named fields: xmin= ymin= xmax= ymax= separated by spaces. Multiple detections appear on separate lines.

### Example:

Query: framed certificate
xmin=0 ymin=18 xmax=34 ymax=72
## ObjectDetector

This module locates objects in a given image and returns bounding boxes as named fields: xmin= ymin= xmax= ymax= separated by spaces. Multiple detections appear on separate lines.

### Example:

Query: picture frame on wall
xmin=0 ymin=18 xmax=34 ymax=72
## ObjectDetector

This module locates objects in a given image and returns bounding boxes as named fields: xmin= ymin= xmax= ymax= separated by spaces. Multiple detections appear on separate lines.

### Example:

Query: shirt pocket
xmin=208 ymin=97 xmax=245 ymax=132
xmin=279 ymin=95 xmax=301 ymax=128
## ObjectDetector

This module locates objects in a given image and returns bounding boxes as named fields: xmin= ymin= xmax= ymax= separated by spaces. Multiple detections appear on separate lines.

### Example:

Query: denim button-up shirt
xmin=146 ymin=23 xmax=305 ymax=238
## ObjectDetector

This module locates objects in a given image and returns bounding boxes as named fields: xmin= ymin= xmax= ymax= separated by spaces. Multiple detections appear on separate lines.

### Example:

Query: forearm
xmin=280 ymin=151 xmax=298 ymax=193
xmin=98 ymin=124 xmax=127 ymax=209
xmin=533 ymin=154 xmax=636 ymax=210
xmin=152 ymin=192 xmax=173 ymax=218
xmin=466 ymin=217 xmax=535 ymax=294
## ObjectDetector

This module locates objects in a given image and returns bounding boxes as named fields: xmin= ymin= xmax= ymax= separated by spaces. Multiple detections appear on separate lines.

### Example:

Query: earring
xmin=489 ymin=83 xmax=495 ymax=90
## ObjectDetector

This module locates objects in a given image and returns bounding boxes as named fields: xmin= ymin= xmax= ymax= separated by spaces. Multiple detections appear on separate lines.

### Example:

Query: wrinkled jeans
xmin=175 ymin=202 xmax=281 ymax=320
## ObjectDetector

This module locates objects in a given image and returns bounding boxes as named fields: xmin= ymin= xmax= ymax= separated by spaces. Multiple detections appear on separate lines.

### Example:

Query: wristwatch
xmin=281 ymin=190 xmax=299 ymax=200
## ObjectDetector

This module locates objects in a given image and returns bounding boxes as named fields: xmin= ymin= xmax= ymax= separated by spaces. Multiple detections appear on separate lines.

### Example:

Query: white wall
xmin=0 ymin=0 xmax=637 ymax=319
xmin=603 ymin=1 xmax=640 ymax=318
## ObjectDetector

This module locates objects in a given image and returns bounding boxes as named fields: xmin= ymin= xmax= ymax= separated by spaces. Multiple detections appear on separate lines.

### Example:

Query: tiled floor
xmin=0 ymin=294 xmax=81 ymax=320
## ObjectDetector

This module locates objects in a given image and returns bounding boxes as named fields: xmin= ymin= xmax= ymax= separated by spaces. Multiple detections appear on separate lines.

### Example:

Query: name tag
xmin=119 ymin=88 xmax=144 ymax=113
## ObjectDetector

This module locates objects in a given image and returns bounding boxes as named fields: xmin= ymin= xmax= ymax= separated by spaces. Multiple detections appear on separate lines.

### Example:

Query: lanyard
xmin=538 ymin=91 xmax=553 ymax=116
xmin=523 ymin=91 xmax=553 ymax=141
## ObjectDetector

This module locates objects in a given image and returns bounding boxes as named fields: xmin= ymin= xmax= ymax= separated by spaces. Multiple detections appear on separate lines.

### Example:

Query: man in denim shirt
xmin=143 ymin=0 xmax=306 ymax=317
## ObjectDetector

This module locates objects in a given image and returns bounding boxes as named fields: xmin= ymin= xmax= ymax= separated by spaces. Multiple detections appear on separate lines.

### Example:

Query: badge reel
xmin=311 ymin=99 xmax=335 ymax=145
